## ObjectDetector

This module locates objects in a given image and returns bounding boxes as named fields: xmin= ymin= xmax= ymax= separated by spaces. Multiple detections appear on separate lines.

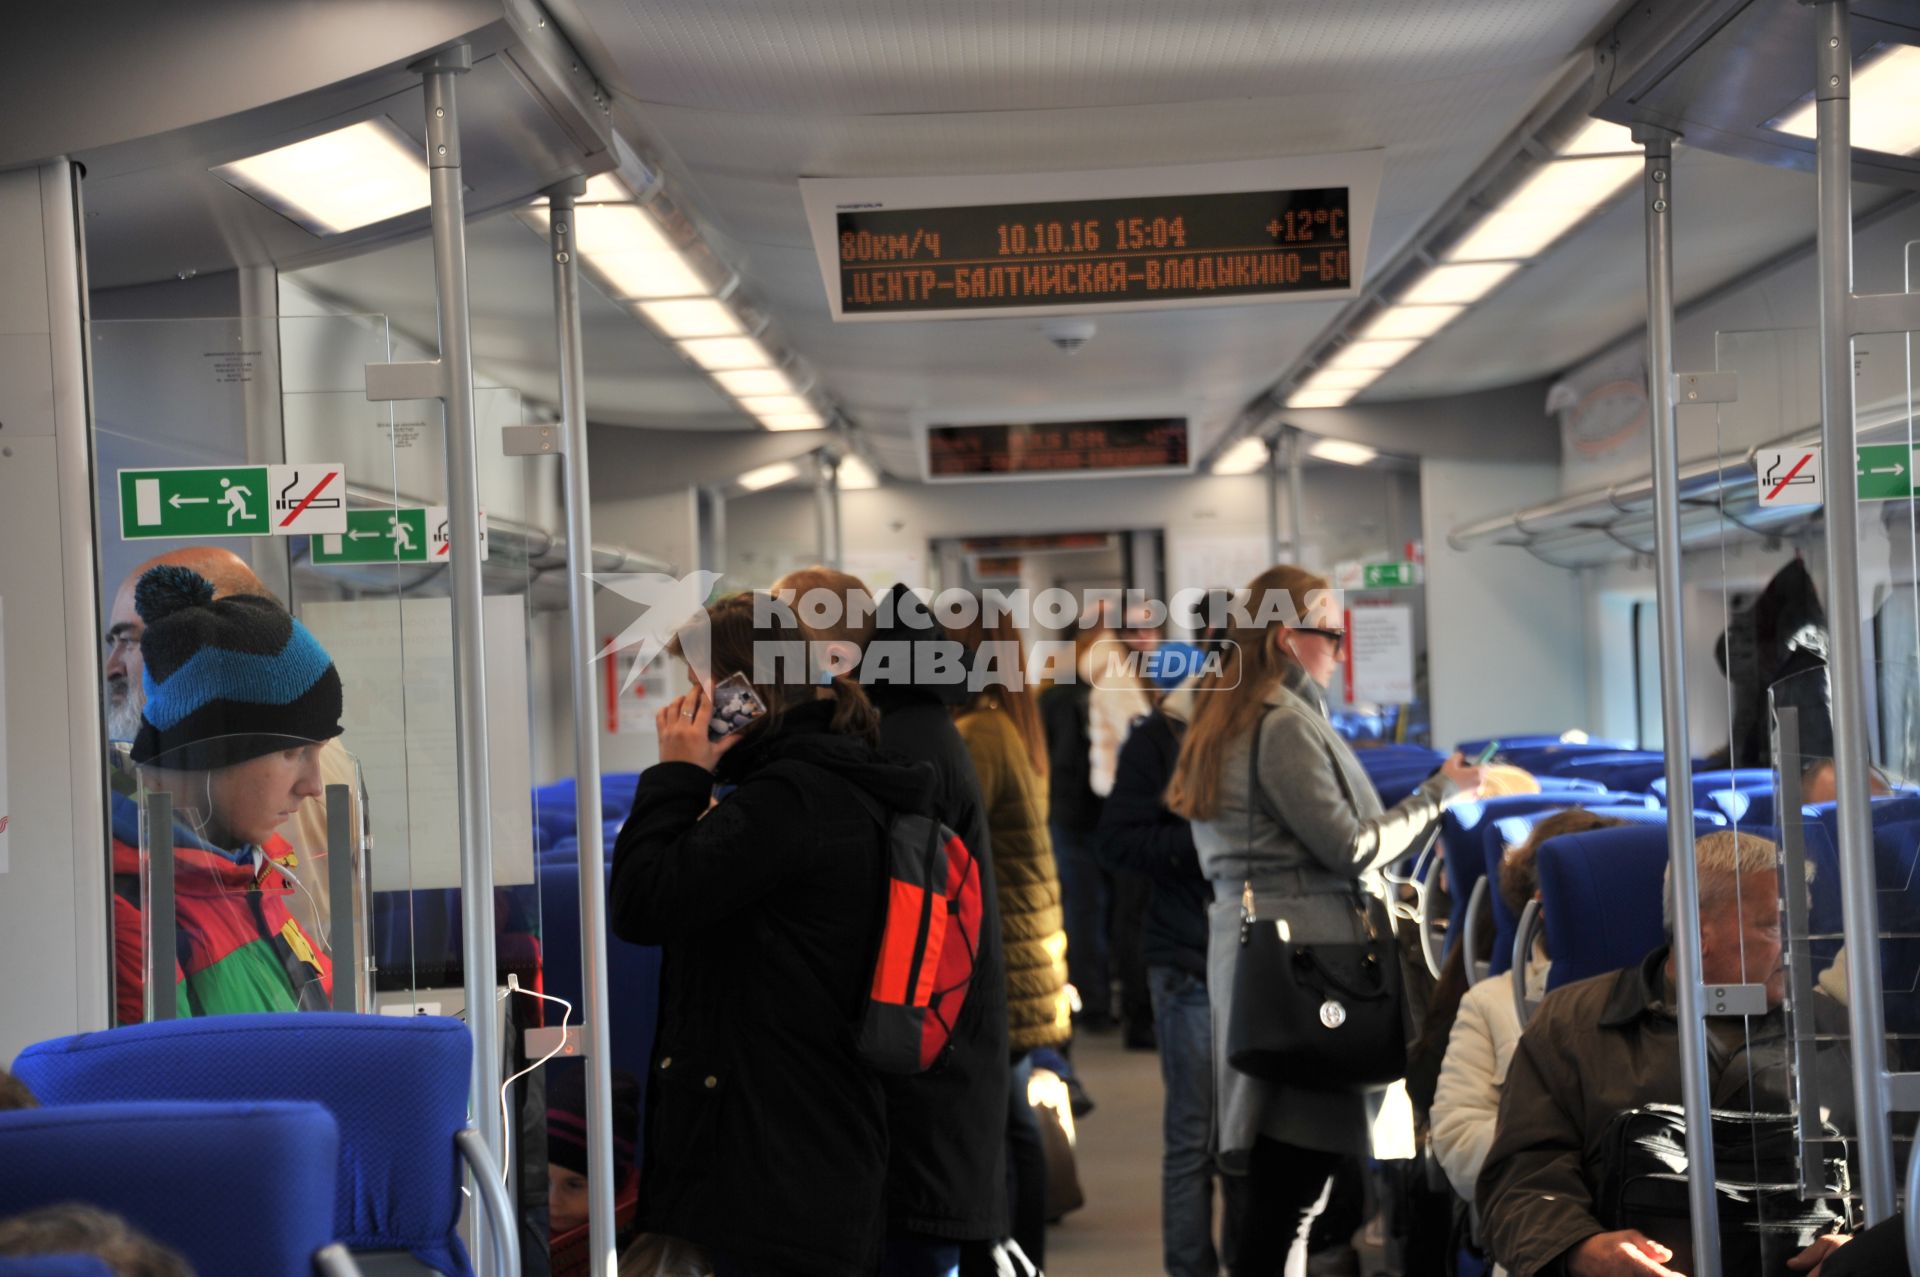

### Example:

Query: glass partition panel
xmin=92 ymin=313 xmax=408 ymax=1021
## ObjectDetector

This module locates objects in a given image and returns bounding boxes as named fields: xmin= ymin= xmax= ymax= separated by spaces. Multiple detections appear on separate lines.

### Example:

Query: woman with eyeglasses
xmin=1166 ymin=564 xmax=1483 ymax=1277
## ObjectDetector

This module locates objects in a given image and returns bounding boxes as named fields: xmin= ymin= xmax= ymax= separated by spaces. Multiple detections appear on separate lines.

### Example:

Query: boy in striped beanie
xmin=111 ymin=565 xmax=343 ymax=1022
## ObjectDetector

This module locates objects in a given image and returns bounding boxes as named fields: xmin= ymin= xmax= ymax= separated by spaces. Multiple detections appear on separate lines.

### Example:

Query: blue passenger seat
xmin=0 ymin=1260 xmax=117 ymax=1276
xmin=0 ymin=1100 xmax=340 ymax=1277
xmin=14 ymin=1014 xmax=494 ymax=1277
xmin=1537 ymin=825 xmax=1678 ymax=990
xmin=537 ymin=858 xmax=663 ymax=1140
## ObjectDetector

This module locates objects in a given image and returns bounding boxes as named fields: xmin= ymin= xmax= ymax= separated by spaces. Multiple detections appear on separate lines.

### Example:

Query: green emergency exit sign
xmin=311 ymin=509 xmax=432 ymax=564
xmin=1857 ymin=444 xmax=1920 ymax=501
xmin=119 ymin=466 xmax=271 ymax=539
xmin=1362 ymin=561 xmax=1420 ymax=588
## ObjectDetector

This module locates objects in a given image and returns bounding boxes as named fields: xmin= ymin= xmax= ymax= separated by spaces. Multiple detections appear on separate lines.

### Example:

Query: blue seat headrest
xmin=13 ymin=1014 xmax=472 ymax=1274
xmin=0 ymin=1100 xmax=337 ymax=1277
xmin=0 ymin=1257 xmax=118 ymax=1276
xmin=1538 ymin=825 xmax=1674 ymax=990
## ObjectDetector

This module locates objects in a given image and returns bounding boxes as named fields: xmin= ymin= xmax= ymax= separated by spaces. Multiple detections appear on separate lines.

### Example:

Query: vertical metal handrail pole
xmin=1812 ymin=0 xmax=1896 ymax=1222
xmin=814 ymin=453 xmax=843 ymax=569
xmin=1286 ymin=428 xmax=1307 ymax=563
xmin=1635 ymin=124 xmax=1722 ymax=1273
xmin=145 ymin=792 xmax=176 ymax=1022
xmin=419 ymin=47 xmax=505 ymax=1194
xmin=547 ymin=181 xmax=619 ymax=1277
xmin=1265 ymin=436 xmax=1283 ymax=561
xmin=325 ymin=783 xmax=357 ymax=1013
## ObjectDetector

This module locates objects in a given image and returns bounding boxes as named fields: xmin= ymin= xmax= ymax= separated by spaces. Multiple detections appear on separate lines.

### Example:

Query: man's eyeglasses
xmin=1296 ymin=627 xmax=1347 ymax=656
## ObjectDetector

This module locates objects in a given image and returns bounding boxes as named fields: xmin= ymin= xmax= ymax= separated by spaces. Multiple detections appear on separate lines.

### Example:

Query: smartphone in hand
xmin=707 ymin=671 xmax=768 ymax=741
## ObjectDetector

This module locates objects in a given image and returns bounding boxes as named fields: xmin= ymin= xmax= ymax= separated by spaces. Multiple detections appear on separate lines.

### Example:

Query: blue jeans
xmin=878 ymin=1233 xmax=961 ymax=1277
xmin=1054 ymin=821 xmax=1111 ymax=1021
xmin=1150 ymin=964 xmax=1231 ymax=1277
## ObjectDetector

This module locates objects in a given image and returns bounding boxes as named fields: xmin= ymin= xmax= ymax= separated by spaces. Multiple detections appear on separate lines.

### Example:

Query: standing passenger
xmin=1039 ymin=623 xmax=1118 ymax=1031
xmin=1166 ymin=565 xmax=1482 ymax=1277
xmin=949 ymin=605 xmax=1072 ymax=1270
xmin=1097 ymin=654 xmax=1242 ymax=1277
xmin=609 ymin=593 xmax=921 ymax=1277
xmin=772 ymin=570 xmax=1011 ymax=1277
xmin=115 ymin=565 xmax=340 ymax=1022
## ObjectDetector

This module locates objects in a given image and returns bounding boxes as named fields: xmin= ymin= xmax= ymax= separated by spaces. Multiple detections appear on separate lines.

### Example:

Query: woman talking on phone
xmin=610 ymin=592 xmax=936 ymax=1277
xmin=1166 ymin=565 xmax=1484 ymax=1277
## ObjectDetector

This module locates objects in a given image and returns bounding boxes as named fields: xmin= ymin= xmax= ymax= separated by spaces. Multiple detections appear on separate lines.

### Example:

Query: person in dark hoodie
xmin=1712 ymin=556 xmax=1830 ymax=770
xmin=1095 ymin=614 xmax=1241 ymax=1277
xmin=774 ymin=570 xmax=1012 ymax=1277
xmin=610 ymin=591 xmax=927 ymax=1277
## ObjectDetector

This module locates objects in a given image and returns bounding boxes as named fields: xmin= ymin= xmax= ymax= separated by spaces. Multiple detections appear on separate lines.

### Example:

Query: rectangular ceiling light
xmin=1286 ymin=388 xmax=1357 ymax=409
xmin=1399 ymin=261 xmax=1521 ymax=306
xmin=679 ymin=336 xmax=774 ymax=371
xmin=213 ymin=119 xmax=428 ymax=236
xmin=1300 ymin=366 xmax=1383 ymax=393
xmin=582 ymin=173 xmax=631 ymax=202
xmin=1446 ymin=155 xmax=1641 ymax=262
xmin=1560 ymin=119 xmax=1639 ymax=156
xmin=838 ymin=455 xmax=880 ymax=489
xmin=714 ymin=368 xmax=799 ymax=397
xmin=637 ymin=299 xmax=746 ymax=339
xmin=569 ymin=203 xmax=709 ymax=299
xmin=759 ymin=412 xmax=828 ymax=432
xmin=1307 ymin=439 xmax=1378 ymax=466
xmin=1769 ymin=43 xmax=1920 ymax=156
xmin=737 ymin=394 xmax=814 ymax=417
xmin=1325 ymin=339 xmax=1420 ymax=371
xmin=1359 ymin=305 xmax=1464 ymax=341
xmin=1211 ymin=437 xmax=1271 ymax=475
xmin=737 ymin=460 xmax=805 ymax=491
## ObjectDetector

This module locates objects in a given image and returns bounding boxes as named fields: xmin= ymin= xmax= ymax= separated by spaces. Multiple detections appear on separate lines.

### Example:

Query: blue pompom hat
xmin=129 ymin=565 xmax=344 ymax=770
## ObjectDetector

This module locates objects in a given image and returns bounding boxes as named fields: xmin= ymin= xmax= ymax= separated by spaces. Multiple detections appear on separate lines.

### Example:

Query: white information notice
xmin=1348 ymin=605 xmax=1415 ymax=705
xmin=0 ymin=596 xmax=8 ymax=874
xmin=302 ymin=596 xmax=534 ymax=891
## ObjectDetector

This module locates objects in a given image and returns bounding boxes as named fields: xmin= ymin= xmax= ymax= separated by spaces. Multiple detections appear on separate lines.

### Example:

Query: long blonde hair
xmin=1165 ymin=564 xmax=1332 ymax=821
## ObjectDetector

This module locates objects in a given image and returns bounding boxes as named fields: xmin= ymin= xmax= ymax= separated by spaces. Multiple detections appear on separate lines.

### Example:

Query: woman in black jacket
xmin=610 ymin=592 xmax=935 ymax=1277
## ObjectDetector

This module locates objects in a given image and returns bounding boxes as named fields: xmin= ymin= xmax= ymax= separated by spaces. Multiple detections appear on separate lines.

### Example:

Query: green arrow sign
xmin=1362 ymin=561 xmax=1420 ymax=588
xmin=119 ymin=466 xmax=271 ymax=539
xmin=312 ymin=509 xmax=433 ymax=564
xmin=1857 ymin=444 xmax=1920 ymax=501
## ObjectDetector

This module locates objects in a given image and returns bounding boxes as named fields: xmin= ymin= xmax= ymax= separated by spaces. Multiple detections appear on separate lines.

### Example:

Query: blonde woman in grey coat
xmin=1167 ymin=564 xmax=1483 ymax=1277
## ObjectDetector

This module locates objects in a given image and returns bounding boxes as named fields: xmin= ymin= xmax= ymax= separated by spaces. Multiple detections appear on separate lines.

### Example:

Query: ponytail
xmin=827 ymin=673 xmax=881 ymax=745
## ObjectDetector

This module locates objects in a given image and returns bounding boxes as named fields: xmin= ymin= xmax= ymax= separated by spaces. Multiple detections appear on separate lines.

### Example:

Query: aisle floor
xmin=1046 ymin=1030 xmax=1167 ymax=1276
xmin=1045 ymin=1031 xmax=1395 ymax=1277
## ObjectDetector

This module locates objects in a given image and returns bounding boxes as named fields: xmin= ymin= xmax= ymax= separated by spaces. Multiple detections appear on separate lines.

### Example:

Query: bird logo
xmin=589 ymin=570 xmax=725 ymax=693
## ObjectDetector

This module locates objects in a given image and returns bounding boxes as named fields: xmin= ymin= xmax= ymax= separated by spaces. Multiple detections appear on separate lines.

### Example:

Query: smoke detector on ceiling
xmin=1042 ymin=318 xmax=1097 ymax=354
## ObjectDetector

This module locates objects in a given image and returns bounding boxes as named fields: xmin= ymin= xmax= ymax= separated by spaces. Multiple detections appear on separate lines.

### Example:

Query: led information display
xmin=801 ymin=153 xmax=1382 ymax=322
xmin=928 ymin=419 xmax=1188 ymax=480
xmin=833 ymin=189 xmax=1349 ymax=316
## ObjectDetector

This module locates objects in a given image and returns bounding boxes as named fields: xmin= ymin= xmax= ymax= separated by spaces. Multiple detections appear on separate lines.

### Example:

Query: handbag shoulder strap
xmin=1241 ymin=699 xmax=1370 ymax=925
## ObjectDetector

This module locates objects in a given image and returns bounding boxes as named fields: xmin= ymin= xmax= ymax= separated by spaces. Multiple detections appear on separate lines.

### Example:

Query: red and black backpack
xmin=840 ymin=787 xmax=985 ymax=1075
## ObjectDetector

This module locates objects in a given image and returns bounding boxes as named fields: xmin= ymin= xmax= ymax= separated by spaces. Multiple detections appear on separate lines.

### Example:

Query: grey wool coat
xmin=1192 ymin=665 xmax=1456 ymax=1167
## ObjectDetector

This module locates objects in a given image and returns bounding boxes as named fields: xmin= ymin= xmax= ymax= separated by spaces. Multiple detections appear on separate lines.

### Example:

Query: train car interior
xmin=4 ymin=2 xmax=1920 ymax=1275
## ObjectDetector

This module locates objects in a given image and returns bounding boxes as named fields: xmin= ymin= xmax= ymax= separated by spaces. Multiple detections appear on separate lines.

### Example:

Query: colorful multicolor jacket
xmin=111 ymin=792 xmax=333 ymax=1024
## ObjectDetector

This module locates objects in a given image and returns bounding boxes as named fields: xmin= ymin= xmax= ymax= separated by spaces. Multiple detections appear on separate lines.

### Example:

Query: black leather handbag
xmin=1225 ymin=713 xmax=1410 ymax=1091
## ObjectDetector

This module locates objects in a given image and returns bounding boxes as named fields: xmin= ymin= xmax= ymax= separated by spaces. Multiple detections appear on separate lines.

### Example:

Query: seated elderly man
xmin=1476 ymin=830 xmax=1830 ymax=1277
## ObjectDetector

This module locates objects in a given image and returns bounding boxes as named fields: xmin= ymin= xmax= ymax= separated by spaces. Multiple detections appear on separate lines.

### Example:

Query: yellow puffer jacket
xmin=955 ymin=705 xmax=1073 ymax=1054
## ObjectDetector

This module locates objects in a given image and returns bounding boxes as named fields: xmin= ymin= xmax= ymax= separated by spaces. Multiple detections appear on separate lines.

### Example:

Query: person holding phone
xmin=609 ymin=593 xmax=939 ymax=1277
xmin=1166 ymin=564 xmax=1484 ymax=1276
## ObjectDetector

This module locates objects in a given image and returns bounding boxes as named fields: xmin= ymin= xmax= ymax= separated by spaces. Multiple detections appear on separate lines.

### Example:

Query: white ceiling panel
xmin=289 ymin=210 xmax=754 ymax=429
xmin=1371 ymin=151 xmax=1905 ymax=400
xmin=571 ymin=0 xmax=1614 ymax=117
xmin=532 ymin=0 xmax=1631 ymax=453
